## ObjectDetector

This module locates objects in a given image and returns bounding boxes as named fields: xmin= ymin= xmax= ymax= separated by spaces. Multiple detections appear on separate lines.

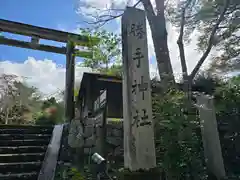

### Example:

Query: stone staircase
xmin=0 ymin=125 xmax=54 ymax=180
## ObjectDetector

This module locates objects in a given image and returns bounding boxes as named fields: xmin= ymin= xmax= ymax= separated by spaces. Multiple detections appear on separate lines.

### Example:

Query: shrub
xmin=152 ymin=89 xmax=206 ymax=180
xmin=55 ymin=165 xmax=86 ymax=180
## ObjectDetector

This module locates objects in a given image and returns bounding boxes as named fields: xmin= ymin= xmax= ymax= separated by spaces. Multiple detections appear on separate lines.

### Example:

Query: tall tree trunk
xmin=142 ymin=0 xmax=175 ymax=89
xmin=152 ymin=18 xmax=175 ymax=86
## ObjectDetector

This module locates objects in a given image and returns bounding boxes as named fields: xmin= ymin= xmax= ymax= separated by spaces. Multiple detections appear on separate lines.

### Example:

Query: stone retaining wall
xmin=106 ymin=121 xmax=123 ymax=158
xmin=67 ymin=112 xmax=124 ymax=163
xmin=83 ymin=117 xmax=124 ymax=161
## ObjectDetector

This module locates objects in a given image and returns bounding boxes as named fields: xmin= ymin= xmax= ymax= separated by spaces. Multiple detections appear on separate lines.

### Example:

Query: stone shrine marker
xmin=122 ymin=7 xmax=156 ymax=171
xmin=196 ymin=94 xmax=226 ymax=179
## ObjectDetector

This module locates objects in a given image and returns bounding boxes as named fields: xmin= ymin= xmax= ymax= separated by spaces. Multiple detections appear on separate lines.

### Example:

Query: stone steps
xmin=0 ymin=125 xmax=53 ymax=180
xmin=0 ymin=162 xmax=41 ymax=174
xmin=0 ymin=146 xmax=47 ymax=154
xmin=0 ymin=128 xmax=53 ymax=134
xmin=0 ymin=134 xmax=52 ymax=140
xmin=0 ymin=125 xmax=53 ymax=134
xmin=0 ymin=139 xmax=50 ymax=146
xmin=0 ymin=172 xmax=38 ymax=180
xmin=0 ymin=153 xmax=45 ymax=163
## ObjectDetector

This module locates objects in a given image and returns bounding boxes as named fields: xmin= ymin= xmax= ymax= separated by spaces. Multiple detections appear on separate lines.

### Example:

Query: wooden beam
xmin=97 ymin=77 xmax=122 ymax=83
xmin=0 ymin=19 xmax=99 ymax=47
xmin=0 ymin=37 xmax=93 ymax=58
xmin=0 ymin=37 xmax=66 ymax=54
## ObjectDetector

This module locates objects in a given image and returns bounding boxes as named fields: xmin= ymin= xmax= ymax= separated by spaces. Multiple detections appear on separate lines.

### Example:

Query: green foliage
xmin=79 ymin=28 xmax=122 ymax=76
xmin=214 ymin=81 xmax=240 ymax=114
xmin=152 ymin=89 xmax=206 ymax=180
xmin=34 ymin=97 xmax=65 ymax=125
xmin=55 ymin=165 xmax=86 ymax=180
xmin=228 ymin=75 xmax=240 ymax=86
xmin=34 ymin=112 xmax=56 ymax=126
xmin=193 ymin=71 xmax=224 ymax=94
xmin=74 ymin=51 xmax=93 ymax=59
xmin=151 ymin=74 xmax=240 ymax=178
xmin=67 ymin=168 xmax=85 ymax=180
xmin=213 ymin=78 xmax=240 ymax=175
xmin=68 ymin=32 xmax=101 ymax=59
xmin=68 ymin=33 xmax=100 ymax=47
xmin=41 ymin=97 xmax=57 ymax=110
xmin=0 ymin=74 xmax=66 ymax=125
xmin=105 ymin=63 xmax=122 ymax=77
xmin=74 ymin=88 xmax=80 ymax=98
xmin=213 ymin=75 xmax=240 ymax=121
xmin=199 ymin=0 xmax=240 ymax=73
xmin=0 ymin=104 xmax=34 ymax=125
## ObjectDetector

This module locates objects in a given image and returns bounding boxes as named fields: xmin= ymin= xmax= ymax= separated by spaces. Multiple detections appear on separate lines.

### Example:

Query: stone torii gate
xmin=0 ymin=19 xmax=99 ymax=121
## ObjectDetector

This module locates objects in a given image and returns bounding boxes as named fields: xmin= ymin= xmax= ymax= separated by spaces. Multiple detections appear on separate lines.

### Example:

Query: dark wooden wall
xmin=106 ymin=82 xmax=123 ymax=118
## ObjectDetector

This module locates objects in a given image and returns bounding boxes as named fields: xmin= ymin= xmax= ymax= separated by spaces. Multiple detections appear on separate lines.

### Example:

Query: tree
xmin=35 ymin=97 xmax=65 ymax=125
xmin=166 ymin=0 xmax=237 ymax=95
xmin=199 ymin=0 xmax=240 ymax=74
xmin=79 ymin=28 xmax=122 ymax=75
xmin=0 ymin=74 xmax=42 ymax=124
xmin=78 ymin=0 xmax=237 ymax=90
xmin=0 ymin=74 xmax=19 ymax=110
xmin=172 ymin=0 xmax=240 ymax=76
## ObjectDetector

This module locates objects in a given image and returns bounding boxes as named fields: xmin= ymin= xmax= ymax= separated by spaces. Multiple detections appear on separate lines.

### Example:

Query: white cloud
xmin=0 ymin=57 xmax=159 ymax=97
xmin=77 ymin=0 xmax=128 ymax=17
xmin=0 ymin=57 xmax=91 ymax=97
xmin=168 ymin=26 xmax=214 ymax=80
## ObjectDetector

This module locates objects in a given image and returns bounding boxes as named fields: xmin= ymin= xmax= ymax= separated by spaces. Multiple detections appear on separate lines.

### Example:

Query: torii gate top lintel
xmin=0 ymin=18 xmax=99 ymax=57
xmin=0 ymin=18 xmax=86 ymax=43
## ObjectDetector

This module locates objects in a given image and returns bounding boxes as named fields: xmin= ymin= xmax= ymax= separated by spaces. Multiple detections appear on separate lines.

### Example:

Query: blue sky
xmin=0 ymin=0 xmax=118 ymax=65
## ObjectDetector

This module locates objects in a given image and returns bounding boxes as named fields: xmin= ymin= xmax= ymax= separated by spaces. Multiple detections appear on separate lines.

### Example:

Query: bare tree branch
xmin=190 ymin=0 xmax=230 ymax=80
xmin=83 ymin=13 xmax=123 ymax=28
xmin=133 ymin=0 xmax=142 ymax=8
xmin=80 ymin=0 xmax=142 ymax=29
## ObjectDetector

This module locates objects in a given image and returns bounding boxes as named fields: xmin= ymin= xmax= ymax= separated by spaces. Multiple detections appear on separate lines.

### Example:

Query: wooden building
xmin=77 ymin=72 xmax=123 ymax=120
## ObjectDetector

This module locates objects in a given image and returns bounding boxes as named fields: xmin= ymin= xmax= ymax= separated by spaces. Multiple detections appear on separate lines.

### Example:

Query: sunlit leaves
xmin=68 ymin=34 xmax=100 ymax=47
xmin=35 ymin=97 xmax=65 ymax=125
xmin=74 ymin=50 xmax=93 ymax=59
xmin=78 ymin=28 xmax=122 ymax=76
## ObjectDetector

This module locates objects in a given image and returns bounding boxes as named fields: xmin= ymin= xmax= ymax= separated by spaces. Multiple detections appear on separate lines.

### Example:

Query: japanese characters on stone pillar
xmin=122 ymin=7 xmax=156 ymax=171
